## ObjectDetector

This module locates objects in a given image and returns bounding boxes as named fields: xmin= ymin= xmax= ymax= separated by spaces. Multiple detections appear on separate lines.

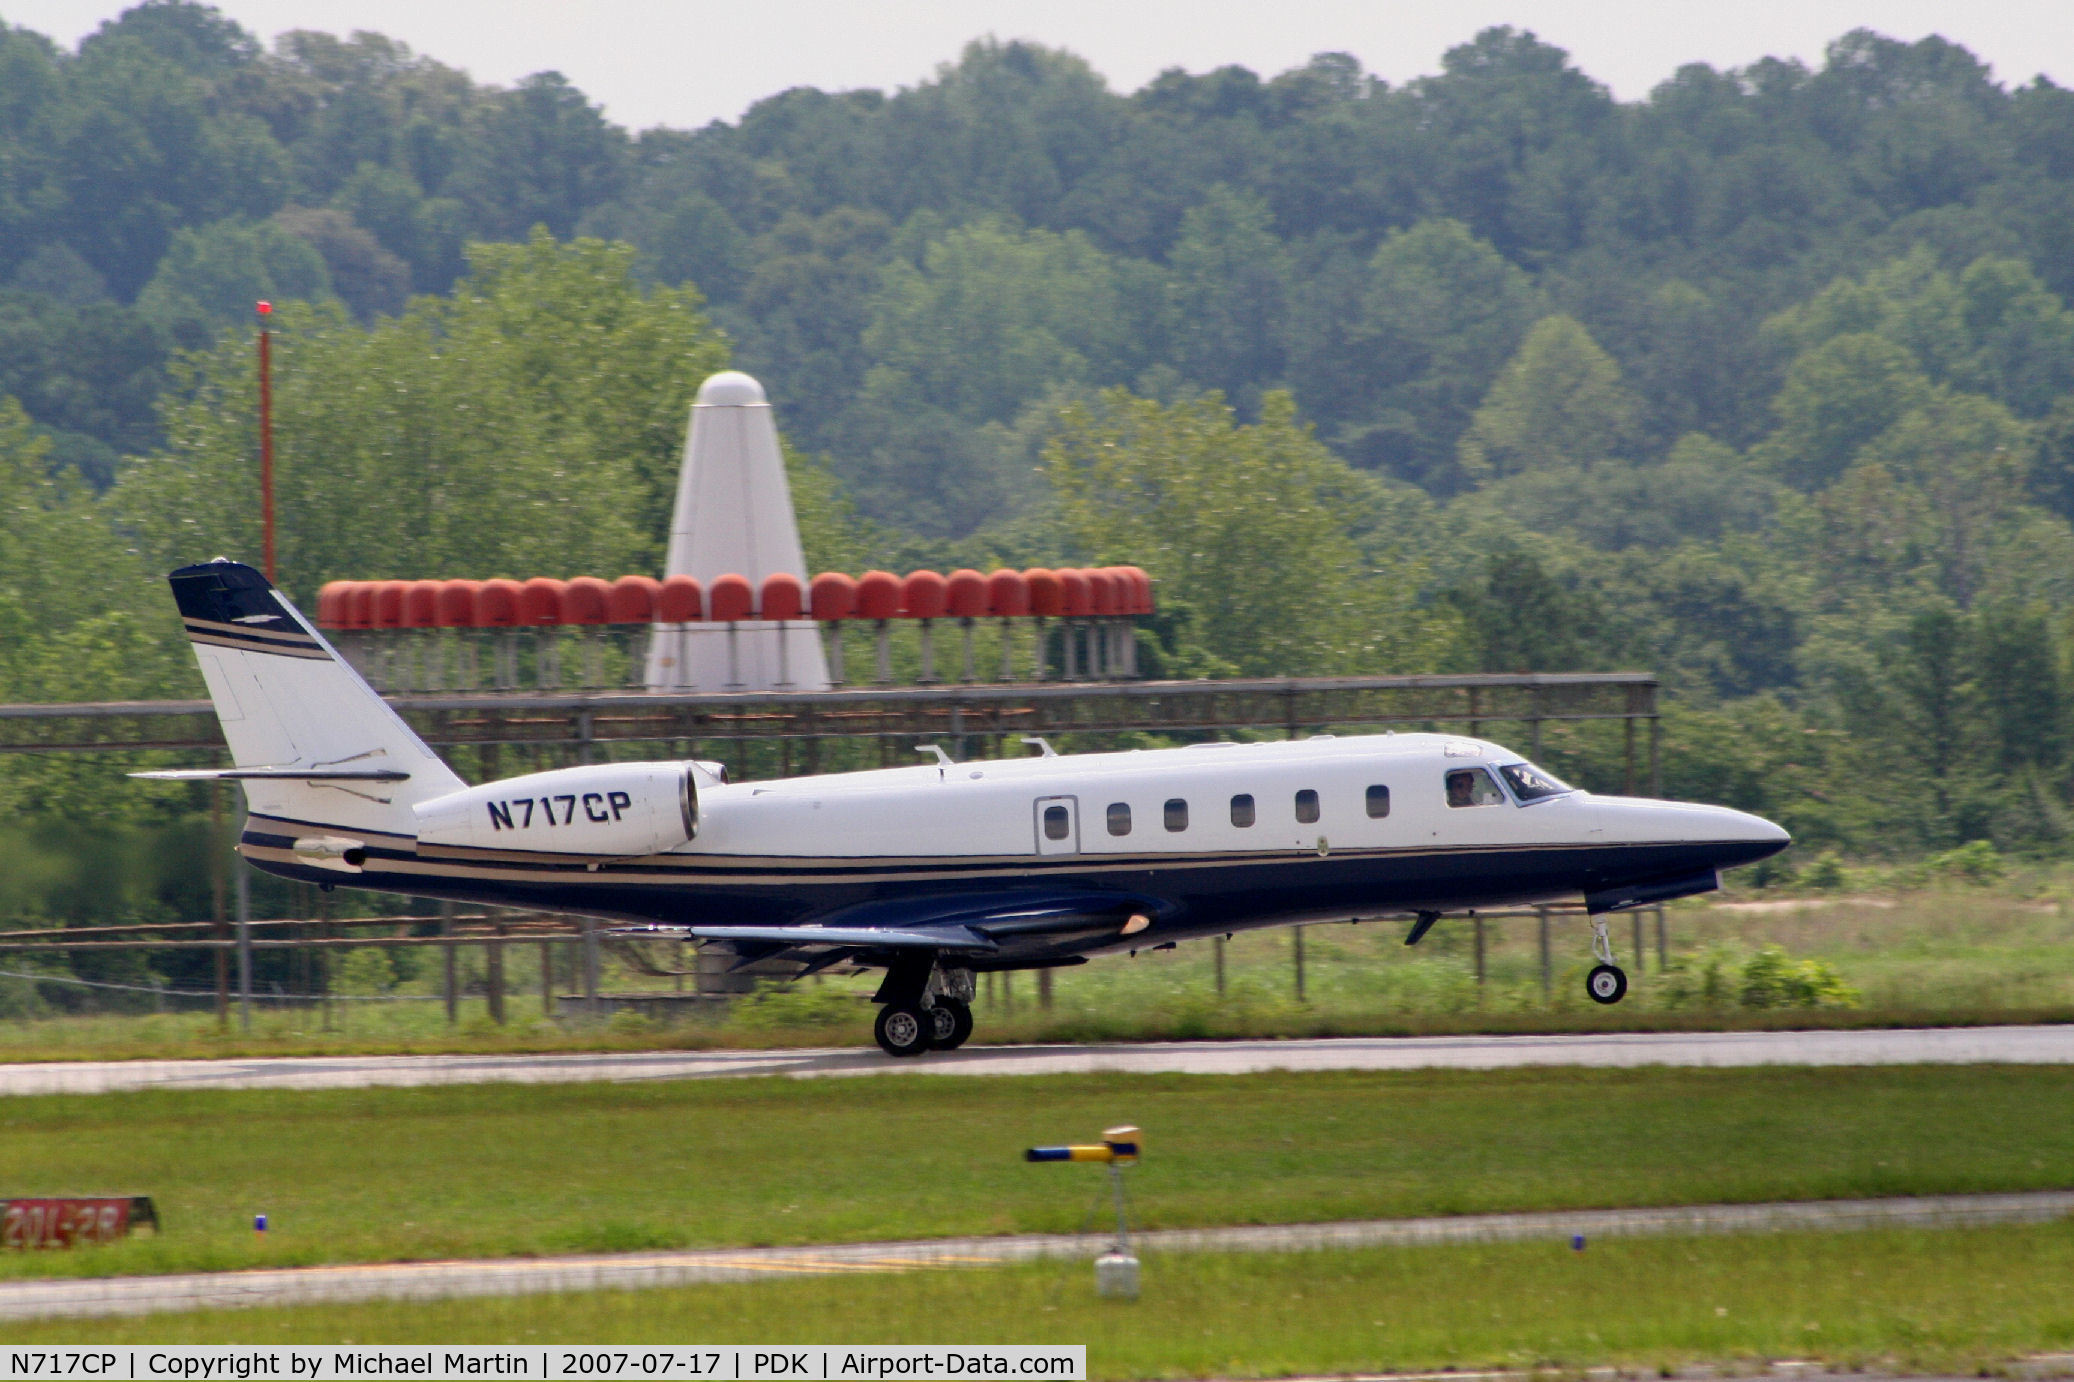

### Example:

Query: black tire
xmin=929 ymin=998 xmax=974 ymax=1051
xmin=1586 ymin=963 xmax=1628 ymax=1005
xmin=874 ymin=1003 xmax=934 ymax=1057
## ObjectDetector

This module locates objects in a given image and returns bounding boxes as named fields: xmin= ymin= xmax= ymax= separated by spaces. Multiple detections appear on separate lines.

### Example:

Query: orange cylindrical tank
xmin=1058 ymin=567 xmax=1093 ymax=617
xmin=436 ymin=579 xmax=479 ymax=628
xmin=316 ymin=581 xmax=353 ymax=628
xmin=985 ymin=568 xmax=1029 ymax=617
xmin=1119 ymin=565 xmax=1154 ymax=615
xmin=402 ymin=579 xmax=442 ymax=629
xmin=372 ymin=580 xmax=410 ymax=629
xmin=518 ymin=577 xmax=567 ymax=626
xmin=708 ymin=573 xmax=754 ymax=622
xmin=760 ymin=572 xmax=805 ymax=621
xmin=1023 ymin=567 xmax=1063 ymax=617
xmin=1088 ymin=568 xmax=1120 ymax=617
xmin=945 ymin=568 xmax=987 ymax=618
xmin=657 ymin=574 xmax=703 ymax=623
xmin=810 ymin=572 xmax=858 ymax=621
xmin=344 ymin=583 xmax=376 ymax=630
xmin=902 ymin=569 xmax=947 ymax=620
xmin=606 ymin=575 xmax=661 ymax=624
xmin=562 ymin=576 xmax=612 ymax=626
xmin=474 ymin=579 xmax=522 ymax=627
xmin=856 ymin=570 xmax=901 ymax=620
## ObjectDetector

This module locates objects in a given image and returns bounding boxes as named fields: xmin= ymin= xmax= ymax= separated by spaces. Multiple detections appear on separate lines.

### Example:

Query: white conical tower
xmin=646 ymin=372 xmax=829 ymax=691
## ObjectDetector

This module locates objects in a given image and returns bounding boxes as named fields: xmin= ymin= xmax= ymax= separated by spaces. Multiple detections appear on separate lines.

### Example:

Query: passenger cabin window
xmin=1230 ymin=793 xmax=1255 ymax=827
xmin=1295 ymin=789 xmax=1320 ymax=823
xmin=1445 ymin=768 xmax=1506 ymax=808
xmin=1165 ymin=798 xmax=1189 ymax=832
xmin=1498 ymin=762 xmax=1572 ymax=802
xmin=1366 ymin=785 xmax=1391 ymax=818
xmin=1107 ymin=802 xmax=1132 ymax=836
xmin=1043 ymin=805 xmax=1071 ymax=840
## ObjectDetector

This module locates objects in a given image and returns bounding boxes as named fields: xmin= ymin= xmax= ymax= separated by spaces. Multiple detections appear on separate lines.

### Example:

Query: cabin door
xmin=1033 ymin=796 xmax=1079 ymax=855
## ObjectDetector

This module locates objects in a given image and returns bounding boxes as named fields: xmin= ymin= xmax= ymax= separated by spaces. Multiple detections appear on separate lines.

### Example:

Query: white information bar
xmin=0 ymin=1348 xmax=1085 ymax=1381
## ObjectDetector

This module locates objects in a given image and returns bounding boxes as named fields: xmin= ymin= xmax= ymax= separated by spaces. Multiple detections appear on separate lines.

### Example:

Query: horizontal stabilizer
xmin=130 ymin=766 xmax=412 ymax=782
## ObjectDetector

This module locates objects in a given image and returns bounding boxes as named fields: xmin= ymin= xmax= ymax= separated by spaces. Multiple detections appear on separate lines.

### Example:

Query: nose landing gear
xmin=1585 ymin=915 xmax=1628 ymax=1005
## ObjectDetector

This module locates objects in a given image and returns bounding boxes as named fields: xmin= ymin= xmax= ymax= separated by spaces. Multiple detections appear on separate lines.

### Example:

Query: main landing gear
xmin=871 ymin=961 xmax=977 ymax=1057
xmin=1585 ymin=915 xmax=1628 ymax=1005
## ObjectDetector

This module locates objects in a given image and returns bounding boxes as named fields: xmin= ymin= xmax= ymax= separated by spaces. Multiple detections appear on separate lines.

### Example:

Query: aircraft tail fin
xmin=145 ymin=559 xmax=464 ymax=835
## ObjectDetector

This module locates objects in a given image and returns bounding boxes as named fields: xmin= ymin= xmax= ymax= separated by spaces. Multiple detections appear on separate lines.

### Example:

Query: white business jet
xmin=138 ymin=560 xmax=1789 ymax=1055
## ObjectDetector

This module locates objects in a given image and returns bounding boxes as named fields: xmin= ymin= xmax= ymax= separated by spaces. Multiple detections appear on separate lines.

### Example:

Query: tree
xmin=1757 ymin=333 xmax=1932 ymax=490
xmin=1163 ymin=185 xmax=1288 ymax=404
xmin=861 ymin=217 xmax=1128 ymax=426
xmin=1045 ymin=389 xmax=1452 ymax=677
xmin=1457 ymin=314 xmax=1639 ymax=481
xmin=1443 ymin=551 xmax=1610 ymax=674
xmin=134 ymin=217 xmax=332 ymax=349
xmin=1316 ymin=219 xmax=1545 ymax=489
xmin=115 ymin=232 xmax=730 ymax=594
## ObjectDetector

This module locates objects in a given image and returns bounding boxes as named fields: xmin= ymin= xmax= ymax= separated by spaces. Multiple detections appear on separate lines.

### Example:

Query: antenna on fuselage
xmin=916 ymin=745 xmax=953 ymax=766
xmin=1019 ymin=736 xmax=1058 ymax=758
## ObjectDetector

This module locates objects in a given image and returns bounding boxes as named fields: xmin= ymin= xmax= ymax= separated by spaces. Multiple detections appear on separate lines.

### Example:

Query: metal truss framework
xmin=0 ymin=671 xmax=1662 ymax=792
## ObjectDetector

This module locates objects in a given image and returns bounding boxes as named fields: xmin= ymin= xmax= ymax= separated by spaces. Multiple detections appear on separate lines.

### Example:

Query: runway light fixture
xmin=1025 ymin=1126 xmax=1141 ymax=1299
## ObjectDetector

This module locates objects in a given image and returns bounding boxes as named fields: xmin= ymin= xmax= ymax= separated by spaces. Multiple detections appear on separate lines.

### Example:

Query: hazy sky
xmin=5 ymin=0 xmax=2068 ymax=130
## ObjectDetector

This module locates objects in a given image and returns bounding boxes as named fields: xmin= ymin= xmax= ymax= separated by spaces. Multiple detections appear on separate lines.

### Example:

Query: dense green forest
xmin=5 ymin=0 xmax=2074 ymax=957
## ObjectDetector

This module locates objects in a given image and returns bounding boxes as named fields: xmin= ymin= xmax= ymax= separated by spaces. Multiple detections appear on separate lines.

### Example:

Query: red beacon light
xmin=517 ymin=578 xmax=567 ymax=626
xmin=810 ymin=572 xmax=858 ymax=621
xmin=657 ymin=575 xmax=703 ymax=623
xmin=759 ymin=572 xmax=805 ymax=622
xmin=562 ymin=576 xmax=612 ymax=626
xmin=708 ymin=573 xmax=754 ymax=623
xmin=945 ymin=569 xmax=987 ymax=620
xmin=606 ymin=575 xmax=660 ymax=624
xmin=1023 ymin=568 xmax=1063 ymax=617
xmin=901 ymin=570 xmax=948 ymax=621
xmin=856 ymin=570 xmax=901 ymax=621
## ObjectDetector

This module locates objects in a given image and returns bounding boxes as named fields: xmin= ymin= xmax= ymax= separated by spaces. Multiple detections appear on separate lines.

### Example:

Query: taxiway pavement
xmin=3 ymin=1190 xmax=2071 ymax=1322
xmin=2 ymin=1024 xmax=2073 ymax=1096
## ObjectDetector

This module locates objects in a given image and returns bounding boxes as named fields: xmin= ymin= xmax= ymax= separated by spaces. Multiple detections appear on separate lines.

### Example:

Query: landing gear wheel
xmin=874 ymin=1003 xmax=934 ymax=1057
xmin=928 ymin=998 xmax=974 ymax=1051
xmin=1586 ymin=963 xmax=1628 ymax=1005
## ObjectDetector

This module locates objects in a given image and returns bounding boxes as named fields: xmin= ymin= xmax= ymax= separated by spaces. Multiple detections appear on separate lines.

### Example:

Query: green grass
xmin=9 ymin=1224 xmax=2074 ymax=1377
xmin=7 ymin=883 xmax=2074 ymax=1061
xmin=2 ymin=1066 xmax=2074 ymax=1281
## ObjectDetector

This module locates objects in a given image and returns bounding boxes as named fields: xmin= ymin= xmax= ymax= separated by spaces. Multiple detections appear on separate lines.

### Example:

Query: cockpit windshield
xmin=1499 ymin=762 xmax=1573 ymax=802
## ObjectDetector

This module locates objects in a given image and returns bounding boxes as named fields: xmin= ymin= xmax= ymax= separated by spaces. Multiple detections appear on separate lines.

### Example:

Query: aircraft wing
xmin=643 ymin=924 xmax=999 ymax=954
xmin=609 ymin=890 xmax=1158 ymax=971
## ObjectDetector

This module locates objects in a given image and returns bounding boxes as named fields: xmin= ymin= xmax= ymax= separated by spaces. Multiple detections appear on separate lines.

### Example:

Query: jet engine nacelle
xmin=413 ymin=762 xmax=698 ymax=857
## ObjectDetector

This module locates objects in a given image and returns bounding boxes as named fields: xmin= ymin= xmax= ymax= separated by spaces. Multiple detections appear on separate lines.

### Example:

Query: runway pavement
xmin=2 ymin=1024 xmax=2073 ymax=1095
xmin=3 ymin=1190 xmax=2071 ymax=1322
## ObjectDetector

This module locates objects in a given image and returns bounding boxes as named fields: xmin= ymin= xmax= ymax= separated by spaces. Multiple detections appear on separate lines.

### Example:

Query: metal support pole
xmin=1649 ymin=710 xmax=1663 ymax=798
xmin=1474 ymin=915 xmax=1486 ymax=989
xmin=1656 ymin=904 xmax=1668 ymax=970
xmin=1038 ymin=967 xmax=1054 ymax=1011
xmin=1537 ymin=906 xmax=1551 ymax=1004
xmin=442 ymin=915 xmax=457 ymax=1026
xmin=541 ymin=940 xmax=553 ymax=1018
xmin=1293 ymin=926 xmax=1306 ymax=1001
xmin=583 ymin=919 xmax=601 ymax=1015
xmin=1214 ymin=936 xmax=1226 ymax=996
xmin=210 ymin=786 xmax=228 ymax=1029
xmin=487 ymin=925 xmax=505 ymax=1025
xmin=235 ymin=857 xmax=252 ymax=1032
xmin=1632 ymin=910 xmax=1644 ymax=972
xmin=1623 ymin=713 xmax=1637 ymax=795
